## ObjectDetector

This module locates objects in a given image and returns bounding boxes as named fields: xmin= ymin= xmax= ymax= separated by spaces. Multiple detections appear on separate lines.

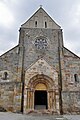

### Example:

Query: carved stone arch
xmin=34 ymin=36 xmax=48 ymax=50
xmin=24 ymin=59 xmax=59 ymax=113
xmin=28 ymin=74 xmax=54 ymax=90
xmin=24 ymin=73 xmax=59 ymax=114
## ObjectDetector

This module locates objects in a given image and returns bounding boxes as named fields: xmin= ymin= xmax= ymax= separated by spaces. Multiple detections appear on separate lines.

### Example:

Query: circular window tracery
xmin=34 ymin=37 xmax=48 ymax=50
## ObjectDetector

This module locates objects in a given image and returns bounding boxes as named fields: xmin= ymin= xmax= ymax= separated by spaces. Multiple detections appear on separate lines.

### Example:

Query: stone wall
xmin=19 ymin=28 xmax=63 ymax=71
xmin=0 ymin=82 xmax=15 ymax=111
xmin=63 ymin=47 xmax=80 ymax=91
xmin=62 ymin=47 xmax=80 ymax=114
xmin=0 ymin=24 xmax=80 ymax=114
xmin=0 ymin=82 xmax=22 ymax=112
xmin=0 ymin=45 xmax=19 ymax=82
xmin=0 ymin=46 xmax=22 ymax=112
xmin=18 ymin=28 xmax=63 ymax=114
xmin=62 ymin=91 xmax=80 ymax=114
xmin=21 ymin=8 xmax=60 ymax=29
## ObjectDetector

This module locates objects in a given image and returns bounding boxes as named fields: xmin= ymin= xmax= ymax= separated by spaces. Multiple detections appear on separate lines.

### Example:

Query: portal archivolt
xmin=28 ymin=74 xmax=54 ymax=89
xmin=24 ymin=74 xmax=59 ymax=113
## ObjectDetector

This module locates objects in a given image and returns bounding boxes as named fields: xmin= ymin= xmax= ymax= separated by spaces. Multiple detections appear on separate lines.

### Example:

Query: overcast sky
xmin=0 ymin=0 xmax=80 ymax=57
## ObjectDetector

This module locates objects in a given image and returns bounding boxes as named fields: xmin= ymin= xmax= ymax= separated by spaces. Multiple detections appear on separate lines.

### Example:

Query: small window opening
xmin=3 ymin=72 xmax=8 ymax=80
xmin=35 ymin=21 xmax=37 ymax=27
xmin=74 ymin=74 xmax=79 ymax=83
xmin=45 ymin=22 xmax=47 ymax=28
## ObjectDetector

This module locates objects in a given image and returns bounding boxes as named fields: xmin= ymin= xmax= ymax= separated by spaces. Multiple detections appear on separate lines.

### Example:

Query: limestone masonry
xmin=0 ymin=7 xmax=80 ymax=114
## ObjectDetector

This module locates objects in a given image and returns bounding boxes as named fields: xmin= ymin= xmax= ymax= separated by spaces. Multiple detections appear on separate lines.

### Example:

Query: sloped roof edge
xmin=0 ymin=45 xmax=19 ymax=57
xmin=21 ymin=7 xmax=61 ymax=28
xmin=63 ymin=46 xmax=80 ymax=59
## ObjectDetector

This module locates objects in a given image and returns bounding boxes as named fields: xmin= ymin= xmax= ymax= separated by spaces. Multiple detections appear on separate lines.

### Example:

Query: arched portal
xmin=24 ymin=74 xmax=59 ymax=114
xmin=25 ymin=74 xmax=54 ymax=110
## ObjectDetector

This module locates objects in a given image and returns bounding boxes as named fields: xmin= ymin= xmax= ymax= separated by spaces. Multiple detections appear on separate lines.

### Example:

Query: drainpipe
xmin=20 ymin=29 xmax=25 ymax=113
xmin=58 ymin=30 xmax=63 ymax=115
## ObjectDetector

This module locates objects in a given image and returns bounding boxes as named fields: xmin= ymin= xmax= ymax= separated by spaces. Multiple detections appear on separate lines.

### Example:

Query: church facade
xmin=0 ymin=7 xmax=80 ymax=114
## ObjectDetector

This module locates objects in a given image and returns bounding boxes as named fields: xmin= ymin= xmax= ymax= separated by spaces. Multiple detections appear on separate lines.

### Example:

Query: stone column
xmin=26 ymin=88 xmax=34 ymax=110
xmin=26 ymin=88 xmax=30 ymax=110
xmin=55 ymin=89 xmax=60 ymax=114
xmin=48 ymin=90 xmax=54 ymax=110
xmin=53 ymin=91 xmax=56 ymax=112
xmin=29 ymin=90 xmax=34 ymax=109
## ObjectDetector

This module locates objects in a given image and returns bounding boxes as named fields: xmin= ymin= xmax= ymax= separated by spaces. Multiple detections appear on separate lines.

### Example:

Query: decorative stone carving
xmin=34 ymin=37 xmax=48 ymax=50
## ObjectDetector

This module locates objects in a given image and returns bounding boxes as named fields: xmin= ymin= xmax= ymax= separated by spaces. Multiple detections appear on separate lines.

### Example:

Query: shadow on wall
xmin=0 ymin=106 xmax=7 ymax=112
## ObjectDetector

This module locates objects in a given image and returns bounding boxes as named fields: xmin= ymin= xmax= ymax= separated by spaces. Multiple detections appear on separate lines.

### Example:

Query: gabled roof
xmin=63 ymin=46 xmax=80 ymax=59
xmin=21 ymin=7 xmax=61 ymax=29
xmin=0 ymin=45 xmax=19 ymax=57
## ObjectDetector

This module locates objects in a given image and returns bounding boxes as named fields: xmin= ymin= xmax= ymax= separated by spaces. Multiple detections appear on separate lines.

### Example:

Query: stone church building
xmin=0 ymin=7 xmax=80 ymax=114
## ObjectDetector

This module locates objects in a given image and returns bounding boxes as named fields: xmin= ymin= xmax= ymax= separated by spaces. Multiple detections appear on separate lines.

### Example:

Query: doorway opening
xmin=34 ymin=90 xmax=48 ymax=110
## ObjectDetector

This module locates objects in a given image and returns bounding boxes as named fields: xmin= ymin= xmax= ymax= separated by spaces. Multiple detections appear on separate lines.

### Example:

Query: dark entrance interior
xmin=34 ymin=90 xmax=48 ymax=109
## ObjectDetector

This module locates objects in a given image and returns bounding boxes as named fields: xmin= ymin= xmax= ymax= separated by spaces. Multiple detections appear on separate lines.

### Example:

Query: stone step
xmin=26 ymin=110 xmax=59 ymax=115
xmin=26 ymin=110 xmax=50 ymax=115
xmin=26 ymin=110 xmax=68 ymax=120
